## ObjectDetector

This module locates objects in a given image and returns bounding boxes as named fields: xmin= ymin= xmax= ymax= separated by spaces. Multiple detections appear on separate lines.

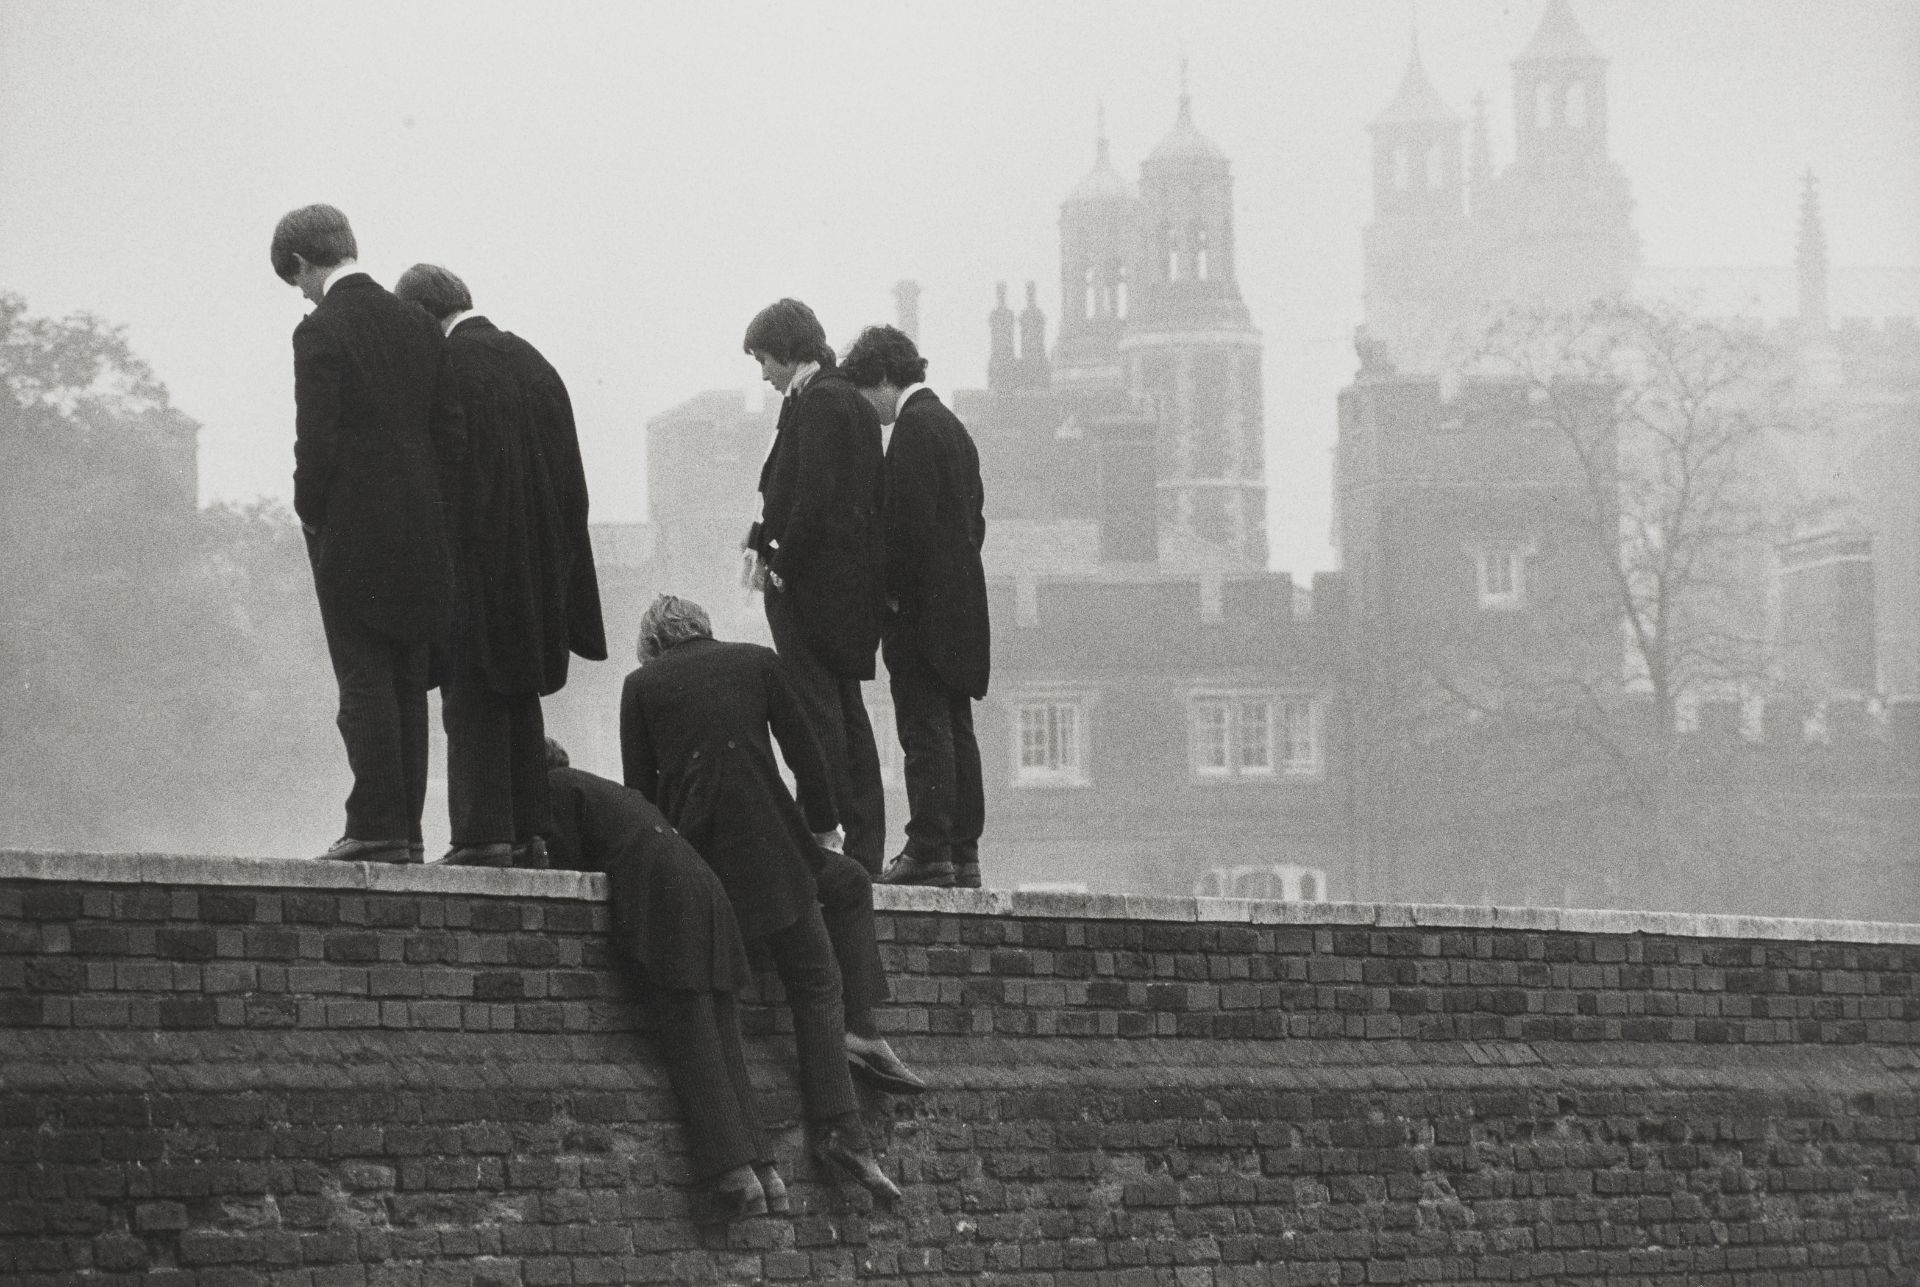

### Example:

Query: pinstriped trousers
xmin=654 ymin=990 xmax=768 ymax=1183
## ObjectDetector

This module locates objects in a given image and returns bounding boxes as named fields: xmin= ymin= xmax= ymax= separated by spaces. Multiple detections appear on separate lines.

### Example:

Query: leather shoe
xmin=845 ymin=1034 xmax=927 ymax=1095
xmin=512 ymin=837 xmax=550 ymax=870
xmin=316 ymin=837 xmax=413 ymax=864
xmin=692 ymin=1164 xmax=766 ymax=1224
xmin=876 ymin=851 xmax=955 ymax=888
xmin=443 ymin=843 xmax=514 ymax=868
xmin=812 ymin=1124 xmax=901 ymax=1203
xmin=753 ymin=1163 xmax=790 ymax=1214
xmin=952 ymin=861 xmax=982 ymax=890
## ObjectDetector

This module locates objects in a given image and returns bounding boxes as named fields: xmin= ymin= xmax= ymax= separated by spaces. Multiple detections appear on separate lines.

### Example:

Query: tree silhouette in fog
xmin=0 ymin=293 xmax=336 ymax=854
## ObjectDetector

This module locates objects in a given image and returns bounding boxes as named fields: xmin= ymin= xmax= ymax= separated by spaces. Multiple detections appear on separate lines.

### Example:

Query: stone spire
xmin=1467 ymin=91 xmax=1492 ymax=215
xmin=1796 ymin=169 xmax=1830 ymax=337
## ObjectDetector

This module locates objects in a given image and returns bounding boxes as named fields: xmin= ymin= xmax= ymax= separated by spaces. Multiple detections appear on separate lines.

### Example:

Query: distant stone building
xmin=1362 ymin=0 xmax=1639 ymax=374
xmin=1344 ymin=0 xmax=1919 ymax=908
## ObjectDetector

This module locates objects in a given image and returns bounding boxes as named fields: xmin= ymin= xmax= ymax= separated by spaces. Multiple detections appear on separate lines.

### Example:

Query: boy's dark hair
xmin=393 ymin=263 xmax=473 ymax=321
xmin=841 ymin=325 xmax=929 ymax=389
xmin=270 ymin=204 xmax=357 ymax=283
xmin=742 ymin=298 xmax=835 ymax=367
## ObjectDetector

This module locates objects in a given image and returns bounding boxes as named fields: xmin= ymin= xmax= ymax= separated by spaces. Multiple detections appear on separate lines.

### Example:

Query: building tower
xmin=1480 ymin=0 xmax=1637 ymax=308
xmin=1120 ymin=70 xmax=1267 ymax=565
xmin=986 ymin=281 xmax=1018 ymax=392
xmin=1054 ymin=106 xmax=1138 ymax=406
xmin=1361 ymin=35 xmax=1472 ymax=371
xmin=1796 ymin=169 xmax=1830 ymax=338
xmin=1019 ymin=280 xmax=1052 ymax=389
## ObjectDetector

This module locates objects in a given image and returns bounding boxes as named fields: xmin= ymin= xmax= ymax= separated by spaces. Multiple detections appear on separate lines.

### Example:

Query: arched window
xmin=1165 ymin=225 xmax=1180 ymax=281
xmin=1425 ymin=143 xmax=1442 ymax=190
xmin=1113 ymin=263 xmax=1129 ymax=319
xmin=1392 ymin=143 xmax=1411 ymax=191
xmin=1083 ymin=265 xmax=1097 ymax=319
xmin=1535 ymin=81 xmax=1554 ymax=129
xmin=1191 ymin=223 xmax=1209 ymax=281
xmin=1566 ymin=81 xmax=1587 ymax=128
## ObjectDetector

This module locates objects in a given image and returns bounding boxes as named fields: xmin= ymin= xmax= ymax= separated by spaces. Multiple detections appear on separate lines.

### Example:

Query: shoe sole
xmin=848 ymin=1056 xmax=928 ymax=1095
xmin=319 ymin=848 xmax=415 ymax=864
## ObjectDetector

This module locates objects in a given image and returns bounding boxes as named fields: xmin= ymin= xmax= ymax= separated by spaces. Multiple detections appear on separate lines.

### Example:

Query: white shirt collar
xmin=321 ymin=260 xmax=365 ymax=295
xmin=442 ymin=309 xmax=477 ymax=336
xmin=784 ymin=360 xmax=821 ymax=399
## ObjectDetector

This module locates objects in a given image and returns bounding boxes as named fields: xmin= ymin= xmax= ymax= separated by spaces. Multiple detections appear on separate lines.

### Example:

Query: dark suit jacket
xmin=620 ymin=637 xmax=837 ymax=940
xmin=749 ymin=368 xmax=885 ymax=680
xmin=884 ymin=388 xmax=991 ymax=698
xmin=292 ymin=273 xmax=462 ymax=643
xmin=545 ymin=765 xmax=752 ymax=995
xmin=442 ymin=317 xmax=606 ymax=694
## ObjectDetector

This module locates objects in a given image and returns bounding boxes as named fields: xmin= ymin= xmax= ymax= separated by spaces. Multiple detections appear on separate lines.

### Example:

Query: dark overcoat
xmin=292 ymin=273 xmax=462 ymax=643
xmin=544 ymin=765 xmax=752 ymax=994
xmin=884 ymin=388 xmax=991 ymax=698
xmin=620 ymin=637 xmax=838 ymax=940
xmin=750 ymin=368 xmax=886 ymax=679
xmin=442 ymin=317 xmax=606 ymax=694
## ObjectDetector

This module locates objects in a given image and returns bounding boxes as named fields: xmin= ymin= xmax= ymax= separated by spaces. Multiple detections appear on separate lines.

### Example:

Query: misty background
xmin=4 ymin=1 xmax=1915 ymax=571
xmin=2 ymin=1 xmax=1916 ymax=911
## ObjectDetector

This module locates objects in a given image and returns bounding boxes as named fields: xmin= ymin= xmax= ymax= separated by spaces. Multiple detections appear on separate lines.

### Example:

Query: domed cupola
xmin=1056 ymin=106 xmax=1141 ymax=382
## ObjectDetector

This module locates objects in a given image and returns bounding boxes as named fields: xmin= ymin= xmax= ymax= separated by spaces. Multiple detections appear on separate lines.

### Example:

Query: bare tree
xmin=1463 ymin=297 xmax=1804 ymax=745
xmin=1350 ymin=298 xmax=1833 ymax=910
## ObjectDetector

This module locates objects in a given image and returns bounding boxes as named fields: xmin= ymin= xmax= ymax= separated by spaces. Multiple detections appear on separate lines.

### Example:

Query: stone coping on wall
xmin=6 ymin=847 xmax=1917 ymax=946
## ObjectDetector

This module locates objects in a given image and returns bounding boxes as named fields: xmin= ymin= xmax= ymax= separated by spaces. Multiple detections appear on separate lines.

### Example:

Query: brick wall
xmin=2 ymin=851 xmax=1916 ymax=1285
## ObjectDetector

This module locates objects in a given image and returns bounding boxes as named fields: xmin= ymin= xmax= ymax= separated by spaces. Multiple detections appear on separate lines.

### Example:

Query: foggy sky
xmin=2 ymin=0 xmax=1915 ymax=574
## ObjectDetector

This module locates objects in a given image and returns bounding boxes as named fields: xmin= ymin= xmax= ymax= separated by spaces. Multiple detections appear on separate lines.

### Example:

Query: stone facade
xmin=2 ymin=851 xmax=1916 ymax=1285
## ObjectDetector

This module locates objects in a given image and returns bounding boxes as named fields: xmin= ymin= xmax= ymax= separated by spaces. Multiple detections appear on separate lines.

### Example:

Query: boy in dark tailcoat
xmin=740 ymin=299 xmax=889 ymax=875
xmin=271 ymin=205 xmax=462 ymax=864
xmin=843 ymin=326 xmax=991 ymax=890
xmin=621 ymin=595 xmax=920 ymax=1202
xmin=541 ymin=737 xmax=783 ymax=1225
xmin=393 ymin=265 xmax=606 ymax=868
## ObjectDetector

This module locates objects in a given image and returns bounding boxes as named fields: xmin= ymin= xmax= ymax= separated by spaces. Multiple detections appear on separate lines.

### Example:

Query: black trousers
xmin=652 ymin=989 xmax=769 ymax=1183
xmin=441 ymin=650 xmax=550 ymax=846
xmin=755 ymin=901 xmax=865 ymax=1144
xmin=882 ymin=628 xmax=983 ymax=866
xmin=314 ymin=593 xmax=431 ymax=844
xmin=814 ymin=852 xmax=889 ymax=1034
xmin=764 ymin=589 xmax=886 ymax=875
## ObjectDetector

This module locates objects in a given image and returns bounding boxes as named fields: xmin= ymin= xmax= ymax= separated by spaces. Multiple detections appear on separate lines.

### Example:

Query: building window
xmin=1191 ymin=695 xmax=1322 ymax=779
xmin=1472 ymin=546 xmax=1529 ymax=611
xmin=1082 ymin=265 xmax=1097 ymax=320
xmin=1535 ymin=81 xmax=1554 ymax=129
xmin=1392 ymin=143 xmax=1411 ymax=191
xmin=1015 ymin=700 xmax=1087 ymax=786
xmin=1566 ymin=81 xmax=1587 ymax=128
xmin=1425 ymin=143 xmax=1442 ymax=191
xmin=1192 ymin=224 xmax=1210 ymax=281
xmin=1112 ymin=262 xmax=1129 ymax=318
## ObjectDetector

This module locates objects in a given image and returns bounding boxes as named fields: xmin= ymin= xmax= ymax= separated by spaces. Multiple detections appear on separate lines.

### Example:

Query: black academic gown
xmin=545 ymin=765 xmax=752 ymax=994
xmin=442 ymin=317 xmax=606 ymax=695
